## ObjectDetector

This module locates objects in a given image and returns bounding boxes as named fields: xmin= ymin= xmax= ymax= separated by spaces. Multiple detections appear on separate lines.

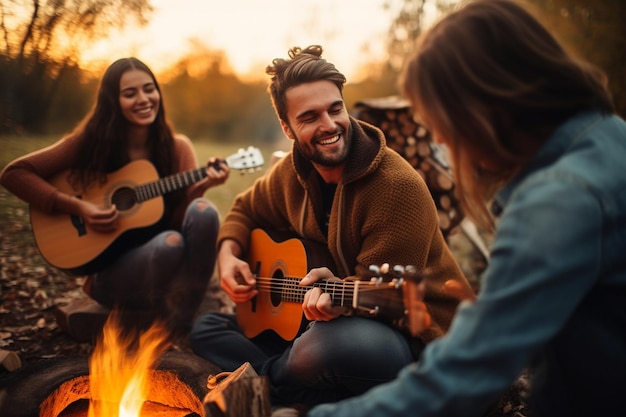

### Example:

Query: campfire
xmin=40 ymin=311 xmax=205 ymax=417
xmin=0 ymin=309 xmax=270 ymax=417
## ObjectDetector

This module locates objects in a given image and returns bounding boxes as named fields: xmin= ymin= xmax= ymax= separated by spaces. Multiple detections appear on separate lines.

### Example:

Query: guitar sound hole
xmin=270 ymin=270 xmax=284 ymax=307
xmin=111 ymin=187 xmax=137 ymax=210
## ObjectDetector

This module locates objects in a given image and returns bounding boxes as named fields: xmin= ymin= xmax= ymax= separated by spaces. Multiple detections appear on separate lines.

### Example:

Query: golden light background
xmin=81 ymin=0 xmax=406 ymax=81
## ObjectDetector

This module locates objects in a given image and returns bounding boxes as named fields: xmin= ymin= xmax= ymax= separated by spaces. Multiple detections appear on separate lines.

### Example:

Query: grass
xmin=197 ymin=138 xmax=290 ymax=219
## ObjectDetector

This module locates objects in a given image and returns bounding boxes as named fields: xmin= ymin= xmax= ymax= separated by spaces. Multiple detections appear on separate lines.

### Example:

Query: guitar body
xmin=29 ymin=147 xmax=264 ymax=275
xmin=30 ymin=160 xmax=164 ymax=274
xmin=237 ymin=229 xmax=335 ymax=341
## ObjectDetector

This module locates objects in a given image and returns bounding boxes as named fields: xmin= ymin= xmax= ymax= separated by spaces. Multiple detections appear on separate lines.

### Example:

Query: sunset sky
xmin=81 ymin=0 xmax=405 ymax=81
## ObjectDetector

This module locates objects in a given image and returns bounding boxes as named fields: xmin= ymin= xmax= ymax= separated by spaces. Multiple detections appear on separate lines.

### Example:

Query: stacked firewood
xmin=352 ymin=96 xmax=464 ymax=239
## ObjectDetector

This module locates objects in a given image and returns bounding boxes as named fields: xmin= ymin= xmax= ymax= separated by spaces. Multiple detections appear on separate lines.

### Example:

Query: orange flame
xmin=87 ymin=311 xmax=171 ymax=417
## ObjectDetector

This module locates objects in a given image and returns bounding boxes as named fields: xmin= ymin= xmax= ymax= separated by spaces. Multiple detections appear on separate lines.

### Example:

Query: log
xmin=54 ymin=295 xmax=110 ymax=342
xmin=440 ymin=194 xmax=452 ymax=211
xmin=426 ymin=167 xmax=454 ymax=193
xmin=416 ymin=141 xmax=432 ymax=158
xmin=400 ymin=119 xmax=416 ymax=137
xmin=416 ymin=125 xmax=429 ymax=138
xmin=203 ymin=362 xmax=271 ymax=417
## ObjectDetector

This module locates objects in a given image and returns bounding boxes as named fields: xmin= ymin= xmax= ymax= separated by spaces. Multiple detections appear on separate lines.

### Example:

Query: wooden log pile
xmin=352 ymin=96 xmax=464 ymax=239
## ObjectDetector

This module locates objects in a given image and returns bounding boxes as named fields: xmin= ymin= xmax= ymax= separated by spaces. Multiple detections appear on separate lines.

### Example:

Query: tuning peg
xmin=368 ymin=265 xmax=384 ymax=284
xmin=371 ymin=277 xmax=384 ymax=285
xmin=392 ymin=265 xmax=405 ymax=277
xmin=369 ymin=264 xmax=381 ymax=276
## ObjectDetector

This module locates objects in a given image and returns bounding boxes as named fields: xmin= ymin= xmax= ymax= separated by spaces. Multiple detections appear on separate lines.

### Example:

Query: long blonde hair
xmin=401 ymin=0 xmax=613 ymax=230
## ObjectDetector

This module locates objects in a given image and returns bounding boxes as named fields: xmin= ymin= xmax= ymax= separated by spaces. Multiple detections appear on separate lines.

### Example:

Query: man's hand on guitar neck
xmin=301 ymin=263 xmax=439 ymax=337
xmin=218 ymin=239 xmax=258 ymax=303
xmin=300 ymin=267 xmax=350 ymax=322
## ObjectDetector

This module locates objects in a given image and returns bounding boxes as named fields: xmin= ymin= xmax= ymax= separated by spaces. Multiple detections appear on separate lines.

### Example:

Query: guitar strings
xmin=253 ymin=276 xmax=404 ymax=295
xmin=251 ymin=288 xmax=403 ymax=297
xmin=254 ymin=277 xmax=401 ymax=287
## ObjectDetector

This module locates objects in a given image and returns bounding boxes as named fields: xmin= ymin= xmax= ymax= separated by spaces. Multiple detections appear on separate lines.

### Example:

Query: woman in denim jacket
xmin=306 ymin=0 xmax=626 ymax=416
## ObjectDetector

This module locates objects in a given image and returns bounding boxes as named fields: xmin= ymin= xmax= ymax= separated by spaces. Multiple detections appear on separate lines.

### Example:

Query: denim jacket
xmin=307 ymin=110 xmax=626 ymax=417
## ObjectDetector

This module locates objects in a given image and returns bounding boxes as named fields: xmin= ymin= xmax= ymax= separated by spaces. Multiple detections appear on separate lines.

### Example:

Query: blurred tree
xmin=161 ymin=42 xmax=279 ymax=144
xmin=385 ymin=0 xmax=457 ymax=73
xmin=0 ymin=0 xmax=153 ymax=134
xmin=344 ymin=62 xmax=403 ymax=109
xmin=526 ymin=0 xmax=626 ymax=117
xmin=385 ymin=0 xmax=625 ymax=116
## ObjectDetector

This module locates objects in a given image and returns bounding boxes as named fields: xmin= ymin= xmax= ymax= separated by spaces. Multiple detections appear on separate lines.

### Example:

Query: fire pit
xmin=0 ymin=310 xmax=222 ymax=417
xmin=0 ymin=309 xmax=270 ymax=417
xmin=42 ymin=363 xmax=206 ymax=416
xmin=0 ymin=351 xmax=219 ymax=417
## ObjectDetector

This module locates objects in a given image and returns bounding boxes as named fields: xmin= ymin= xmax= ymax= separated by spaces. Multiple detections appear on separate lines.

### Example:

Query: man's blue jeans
xmin=191 ymin=312 xmax=416 ymax=406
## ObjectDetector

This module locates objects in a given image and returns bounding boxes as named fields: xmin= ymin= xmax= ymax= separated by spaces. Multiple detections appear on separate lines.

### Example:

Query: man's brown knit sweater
xmin=218 ymin=117 xmax=472 ymax=343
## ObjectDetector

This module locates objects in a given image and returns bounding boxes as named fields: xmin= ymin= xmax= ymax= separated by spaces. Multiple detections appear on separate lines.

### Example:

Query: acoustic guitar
xmin=30 ymin=146 xmax=264 ymax=275
xmin=237 ymin=228 xmax=423 ymax=341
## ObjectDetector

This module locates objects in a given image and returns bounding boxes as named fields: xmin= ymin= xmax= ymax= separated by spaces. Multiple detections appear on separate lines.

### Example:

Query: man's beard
xmin=294 ymin=127 xmax=351 ymax=167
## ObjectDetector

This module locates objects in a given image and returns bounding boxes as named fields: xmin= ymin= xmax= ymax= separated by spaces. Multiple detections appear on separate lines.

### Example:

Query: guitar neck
xmin=133 ymin=147 xmax=263 ymax=203
xmin=257 ymin=276 xmax=358 ymax=308
xmin=135 ymin=167 xmax=208 ymax=202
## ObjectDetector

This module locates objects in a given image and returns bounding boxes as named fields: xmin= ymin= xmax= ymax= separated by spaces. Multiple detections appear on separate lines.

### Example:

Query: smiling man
xmin=190 ymin=45 xmax=472 ymax=415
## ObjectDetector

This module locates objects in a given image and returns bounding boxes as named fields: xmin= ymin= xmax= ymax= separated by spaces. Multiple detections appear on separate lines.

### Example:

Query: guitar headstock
xmin=360 ymin=263 xmax=429 ymax=337
xmin=366 ymin=263 xmax=423 ymax=285
xmin=224 ymin=146 xmax=265 ymax=173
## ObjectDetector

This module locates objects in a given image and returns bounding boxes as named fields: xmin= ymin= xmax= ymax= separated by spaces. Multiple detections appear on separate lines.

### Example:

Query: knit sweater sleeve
xmin=0 ymin=137 xmax=82 ymax=213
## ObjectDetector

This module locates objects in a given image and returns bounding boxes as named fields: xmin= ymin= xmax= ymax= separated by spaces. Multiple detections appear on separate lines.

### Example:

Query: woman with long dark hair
xmin=1 ymin=57 xmax=230 ymax=340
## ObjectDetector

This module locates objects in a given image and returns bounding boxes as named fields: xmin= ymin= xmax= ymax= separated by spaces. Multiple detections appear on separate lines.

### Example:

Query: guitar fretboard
xmin=256 ymin=276 xmax=358 ymax=307
xmin=135 ymin=167 xmax=207 ymax=202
